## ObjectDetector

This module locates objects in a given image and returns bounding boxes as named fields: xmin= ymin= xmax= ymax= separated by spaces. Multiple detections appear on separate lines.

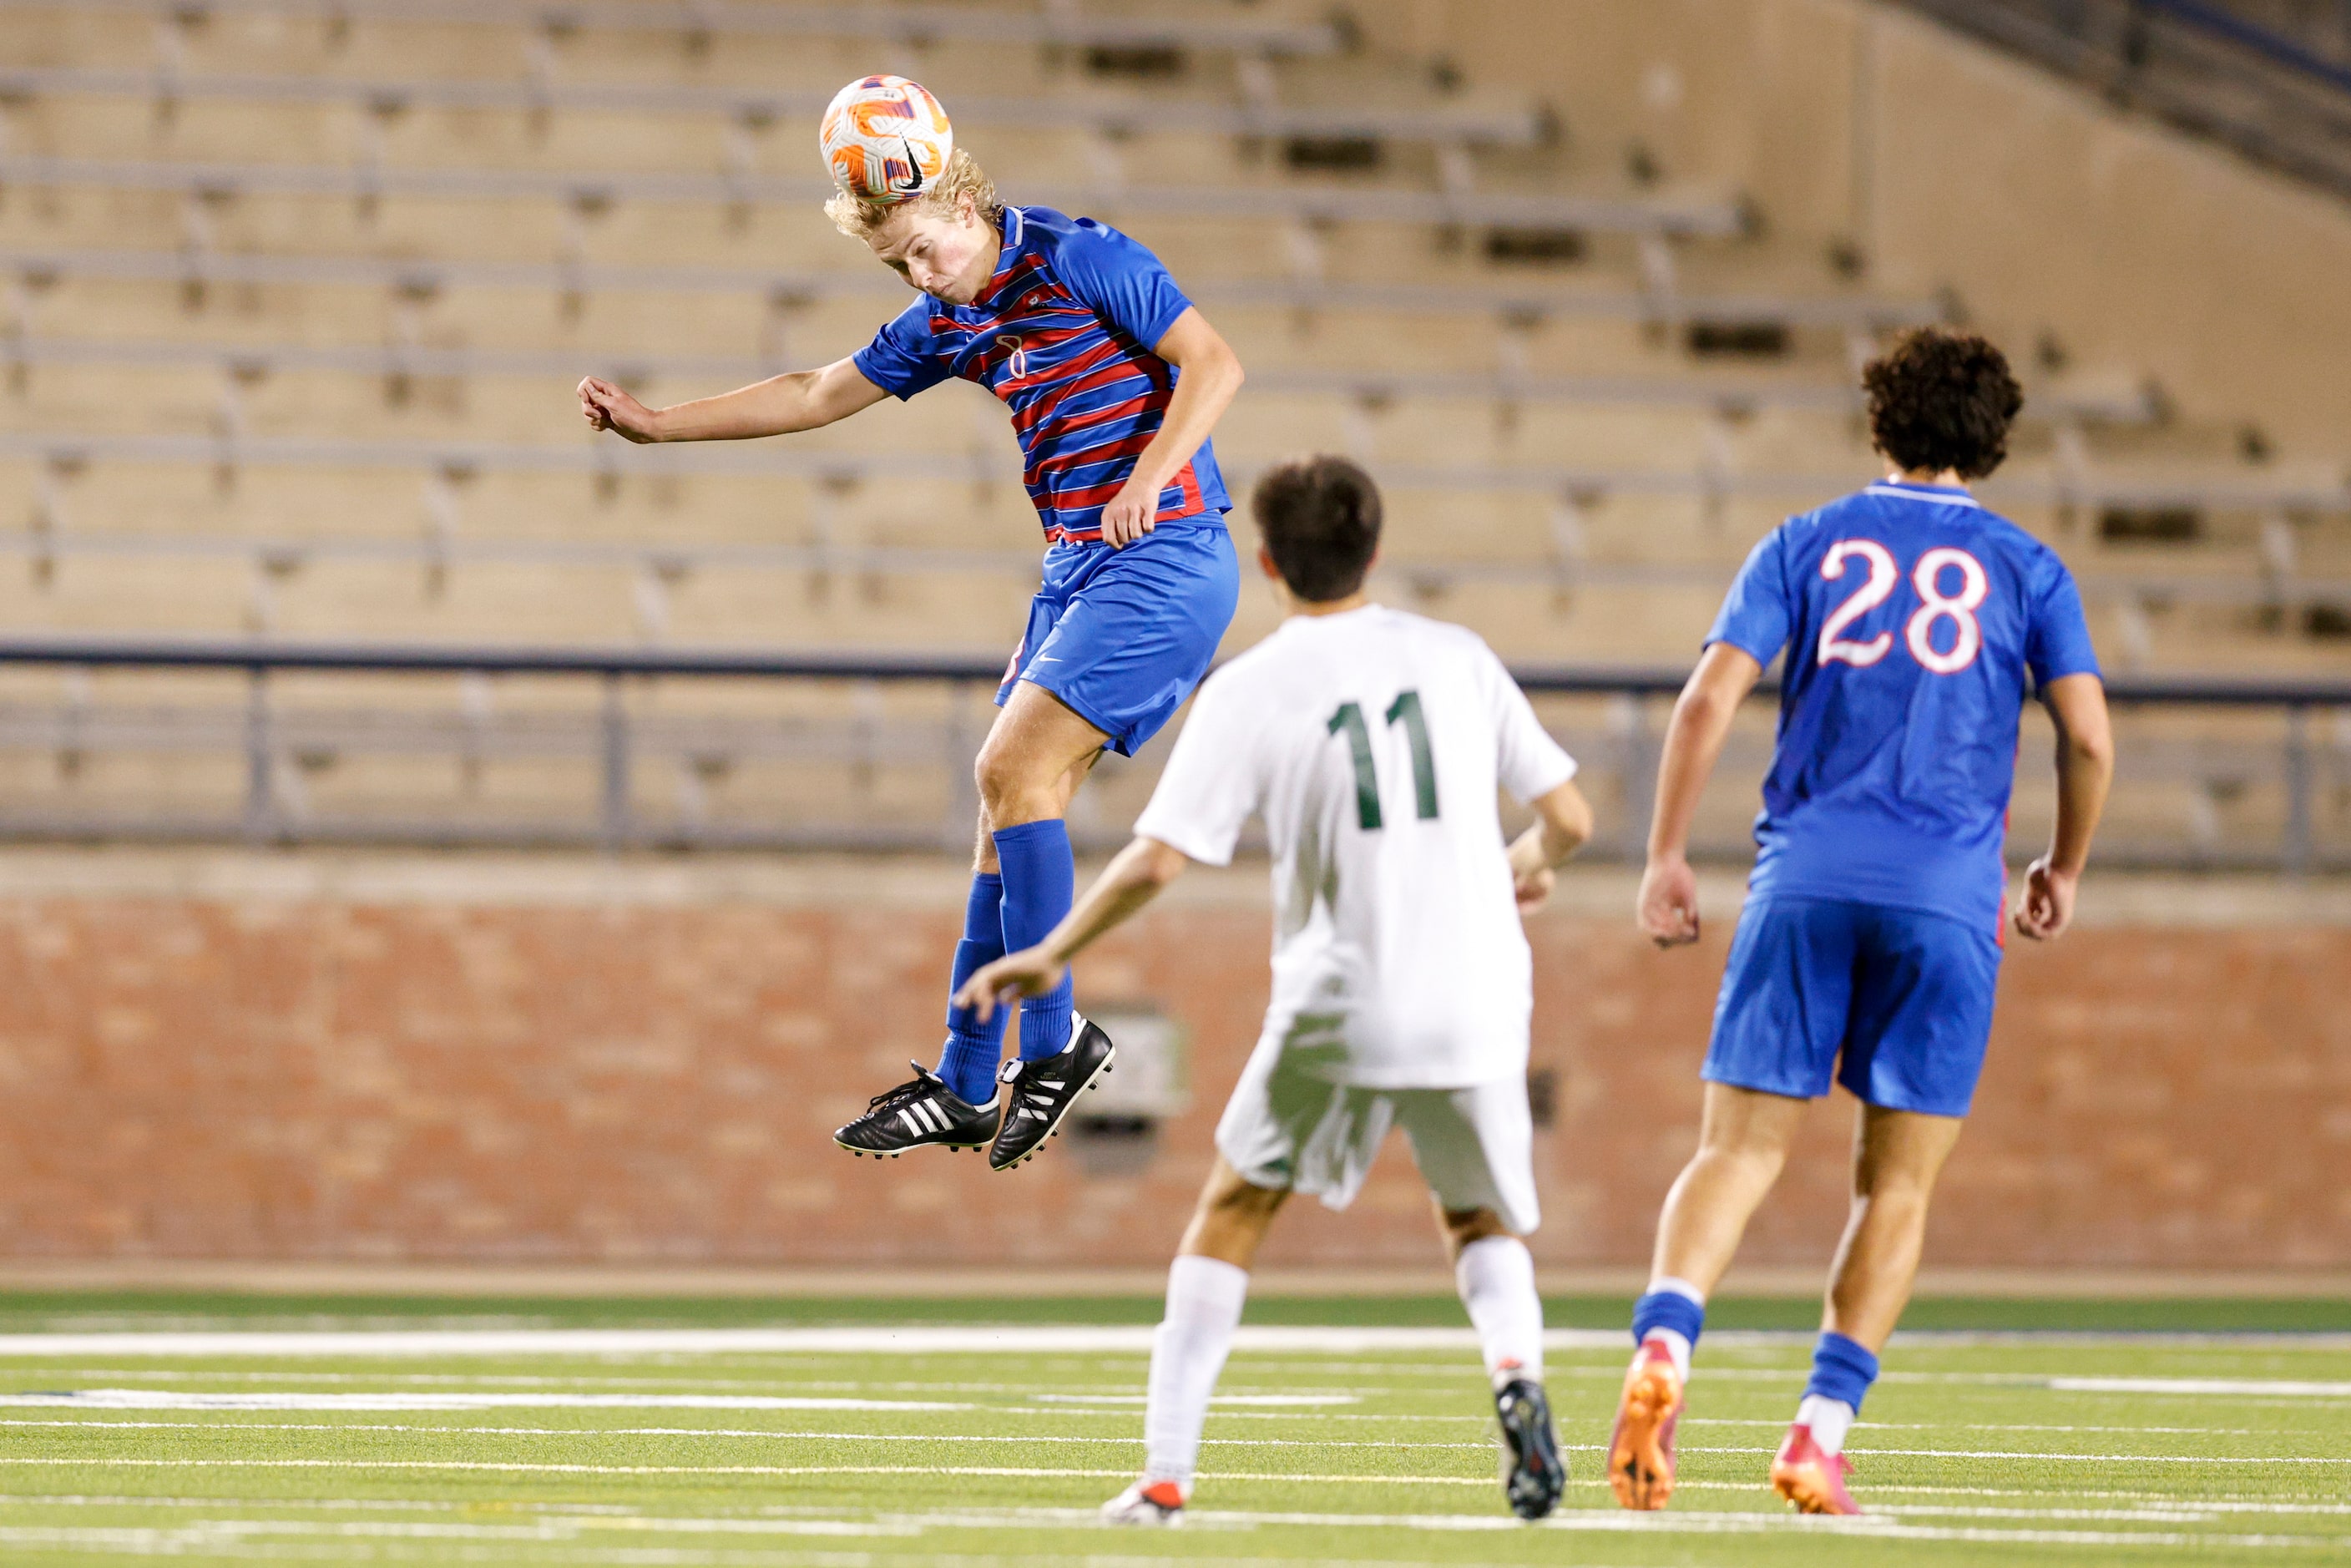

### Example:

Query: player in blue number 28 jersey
xmin=1604 ymin=331 xmax=2116 ymax=1518
xmin=579 ymin=121 xmax=1244 ymax=1172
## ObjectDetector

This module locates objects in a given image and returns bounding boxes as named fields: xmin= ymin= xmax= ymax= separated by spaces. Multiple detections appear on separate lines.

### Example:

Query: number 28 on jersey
xmin=1818 ymin=540 xmax=1990 ymax=675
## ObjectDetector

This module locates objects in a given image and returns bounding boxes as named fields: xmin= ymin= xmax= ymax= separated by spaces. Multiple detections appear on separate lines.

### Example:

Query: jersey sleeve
xmin=1706 ymin=526 xmax=1795 ymax=665
xmin=1051 ymin=220 xmax=1195 ymax=351
xmin=1131 ymin=675 xmax=1261 ymax=867
xmin=850 ymin=296 xmax=953 ymax=401
xmin=2025 ymin=554 xmax=2102 ymax=686
xmin=1481 ymin=644 xmax=1578 ymax=805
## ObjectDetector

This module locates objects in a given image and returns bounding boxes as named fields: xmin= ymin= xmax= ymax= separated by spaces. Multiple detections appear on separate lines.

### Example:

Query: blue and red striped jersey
xmin=852 ymin=205 xmax=1231 ymax=544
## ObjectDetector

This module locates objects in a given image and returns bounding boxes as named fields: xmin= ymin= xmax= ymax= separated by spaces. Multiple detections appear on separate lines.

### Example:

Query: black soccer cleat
xmin=986 ymin=1014 xmax=1115 ymax=1171
xmin=1494 ymin=1377 xmax=1566 ymax=1520
xmin=834 ymin=1062 xmax=1000 ymax=1158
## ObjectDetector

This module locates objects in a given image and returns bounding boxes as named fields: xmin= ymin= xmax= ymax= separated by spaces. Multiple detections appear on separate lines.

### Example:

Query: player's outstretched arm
xmin=2015 ymin=672 xmax=2113 ymax=942
xmin=956 ymin=835 xmax=1193 ymax=1020
xmin=1639 ymin=643 xmax=1763 ymax=947
xmin=577 ymin=357 xmax=889 ymax=443
xmin=1509 ymin=778 xmax=1595 ymax=913
xmin=1096 ymin=308 xmax=1246 ymax=549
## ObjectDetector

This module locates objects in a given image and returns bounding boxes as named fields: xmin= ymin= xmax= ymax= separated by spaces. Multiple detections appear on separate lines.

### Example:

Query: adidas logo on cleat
xmin=834 ymin=1062 xmax=1001 ymax=1159
xmin=986 ymin=1015 xmax=1115 ymax=1171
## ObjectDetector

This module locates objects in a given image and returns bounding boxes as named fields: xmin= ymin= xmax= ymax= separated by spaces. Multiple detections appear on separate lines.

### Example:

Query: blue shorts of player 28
xmin=1703 ymin=896 xmax=2005 ymax=1118
xmin=997 ymin=516 xmax=1240 ymax=757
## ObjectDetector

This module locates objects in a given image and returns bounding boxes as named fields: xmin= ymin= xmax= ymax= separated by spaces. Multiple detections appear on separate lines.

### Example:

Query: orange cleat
xmin=1605 ymin=1339 xmax=1684 ymax=1510
xmin=1770 ymin=1424 xmax=1860 ymax=1515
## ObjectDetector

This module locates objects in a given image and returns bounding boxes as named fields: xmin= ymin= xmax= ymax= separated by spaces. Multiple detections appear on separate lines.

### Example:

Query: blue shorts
xmin=1703 ymin=896 xmax=2003 ymax=1118
xmin=999 ymin=516 xmax=1239 ymax=756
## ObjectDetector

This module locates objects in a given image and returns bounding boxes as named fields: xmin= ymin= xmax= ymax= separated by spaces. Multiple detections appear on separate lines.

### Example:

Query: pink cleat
xmin=1605 ymin=1339 xmax=1684 ymax=1510
xmin=1770 ymin=1423 xmax=1860 ymax=1515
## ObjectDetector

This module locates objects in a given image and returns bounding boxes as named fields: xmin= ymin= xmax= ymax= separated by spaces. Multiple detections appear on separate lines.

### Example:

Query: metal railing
xmin=0 ymin=634 xmax=2341 ymax=872
xmin=1898 ymin=0 xmax=2351 ymax=200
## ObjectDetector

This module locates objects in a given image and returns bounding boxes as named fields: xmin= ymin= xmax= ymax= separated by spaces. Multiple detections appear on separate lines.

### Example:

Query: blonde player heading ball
xmin=580 ymin=78 xmax=1246 ymax=1173
xmin=961 ymin=456 xmax=1595 ymax=1524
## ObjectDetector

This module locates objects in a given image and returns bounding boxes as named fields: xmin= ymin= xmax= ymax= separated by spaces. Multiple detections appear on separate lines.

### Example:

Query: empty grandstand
xmin=0 ymin=0 xmax=2343 ymax=865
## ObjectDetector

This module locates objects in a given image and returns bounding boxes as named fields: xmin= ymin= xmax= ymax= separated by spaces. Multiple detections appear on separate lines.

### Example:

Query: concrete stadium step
xmin=0 ymin=245 xmax=1940 ymax=336
xmin=8 ymin=427 xmax=2342 ymax=525
xmin=0 ymin=153 xmax=1747 ymax=240
xmin=0 ymin=333 xmax=2171 ymax=431
xmin=0 ymin=64 xmax=1555 ymax=150
xmin=0 ymin=0 xmax=1352 ymax=58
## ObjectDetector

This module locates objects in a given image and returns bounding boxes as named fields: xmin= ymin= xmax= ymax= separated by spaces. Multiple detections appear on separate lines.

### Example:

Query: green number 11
xmin=1327 ymin=690 xmax=1440 ymax=831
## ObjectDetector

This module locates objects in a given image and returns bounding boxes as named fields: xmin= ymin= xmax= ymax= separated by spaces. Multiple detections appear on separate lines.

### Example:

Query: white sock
xmin=1454 ymin=1236 xmax=1544 ymax=1388
xmin=1796 ymin=1393 xmax=1856 ymax=1457
xmin=1140 ymin=1255 xmax=1248 ymax=1490
xmin=1639 ymin=1328 xmax=1693 ymax=1383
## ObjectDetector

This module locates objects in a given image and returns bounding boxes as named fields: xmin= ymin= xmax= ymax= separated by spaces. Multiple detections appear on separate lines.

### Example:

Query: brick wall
xmin=0 ymin=857 xmax=2343 ymax=1269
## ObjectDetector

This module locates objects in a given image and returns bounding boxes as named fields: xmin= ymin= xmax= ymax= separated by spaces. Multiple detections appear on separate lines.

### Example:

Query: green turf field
xmin=0 ymin=1294 xmax=2343 ymax=1565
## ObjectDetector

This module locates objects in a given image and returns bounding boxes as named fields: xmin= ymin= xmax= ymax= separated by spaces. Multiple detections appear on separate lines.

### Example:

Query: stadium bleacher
xmin=0 ymin=0 xmax=2343 ymax=857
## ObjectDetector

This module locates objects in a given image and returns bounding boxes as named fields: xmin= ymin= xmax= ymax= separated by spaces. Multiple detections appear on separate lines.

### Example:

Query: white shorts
xmin=1213 ymin=1044 xmax=1540 ymax=1237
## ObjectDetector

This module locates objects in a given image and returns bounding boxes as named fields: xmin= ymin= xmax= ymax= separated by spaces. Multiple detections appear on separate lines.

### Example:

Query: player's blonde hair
xmin=825 ymin=149 xmax=1004 ymax=240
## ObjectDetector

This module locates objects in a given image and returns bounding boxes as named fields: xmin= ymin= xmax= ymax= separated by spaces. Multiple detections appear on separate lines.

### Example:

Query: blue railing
xmin=1902 ymin=0 xmax=2351 ymax=199
xmin=2142 ymin=0 xmax=2351 ymax=94
xmin=0 ymin=635 xmax=2341 ymax=870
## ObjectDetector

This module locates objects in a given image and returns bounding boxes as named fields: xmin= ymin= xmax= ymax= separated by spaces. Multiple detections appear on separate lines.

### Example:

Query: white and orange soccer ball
xmin=820 ymin=75 xmax=953 ymax=200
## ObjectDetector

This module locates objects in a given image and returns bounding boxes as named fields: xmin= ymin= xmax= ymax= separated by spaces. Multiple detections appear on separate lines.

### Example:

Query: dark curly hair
xmin=1862 ymin=328 xmax=2024 ymax=479
xmin=1252 ymin=454 xmax=1383 ymax=603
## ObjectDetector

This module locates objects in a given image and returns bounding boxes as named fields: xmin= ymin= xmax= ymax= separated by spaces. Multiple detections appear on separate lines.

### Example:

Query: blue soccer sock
xmin=1796 ymin=1331 xmax=1880 ymax=1457
xmin=933 ymin=872 xmax=1009 ymax=1105
xmin=1802 ymin=1331 xmax=1879 ymax=1411
xmin=993 ymin=817 xmax=1076 ymax=1061
xmin=1631 ymin=1277 xmax=1707 ymax=1380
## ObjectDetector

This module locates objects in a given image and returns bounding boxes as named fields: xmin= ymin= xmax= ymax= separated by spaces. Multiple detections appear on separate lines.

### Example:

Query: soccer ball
xmin=821 ymin=75 xmax=953 ymax=200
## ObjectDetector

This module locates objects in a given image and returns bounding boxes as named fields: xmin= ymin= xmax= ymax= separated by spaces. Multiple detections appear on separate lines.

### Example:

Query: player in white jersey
xmin=959 ymin=455 xmax=1595 ymax=1524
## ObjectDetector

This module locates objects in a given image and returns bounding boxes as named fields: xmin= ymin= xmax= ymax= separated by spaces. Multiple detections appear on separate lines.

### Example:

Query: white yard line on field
xmin=1879 ymin=1504 xmax=2351 ymax=1523
xmin=0 ymin=1389 xmax=2262 ymax=1438
xmin=0 ymin=1540 xmax=1675 ymax=1568
xmin=0 ymin=1493 xmax=631 ymax=1514
xmin=7 ymin=1488 xmax=2348 ymax=1520
xmin=6 ymin=1490 xmax=2350 ymax=1529
xmin=1841 ymin=1447 xmax=2351 ymax=1464
xmin=879 ymin=1502 xmax=2346 ymax=1549
xmin=0 ymin=1327 xmax=1472 ymax=1357
xmin=0 ymin=1389 xmax=969 ymax=1412
xmin=0 ymin=1419 xmax=1497 ymax=1450
xmin=0 ymin=1459 xmax=1152 ymax=1478
xmin=2050 ymin=1378 xmax=2351 ymax=1398
xmin=1682 ymin=1418 xmax=2263 ymax=1435
xmin=1030 ymin=1393 xmax=1360 ymax=1405
xmin=6 ymin=1479 xmax=2350 ymax=1524
xmin=4 ymin=1416 xmax=2341 ymax=1469
xmin=6 ymin=1325 xmax=2343 ymax=1358
xmin=3 ymin=1446 xmax=2344 ymax=1479
xmin=0 ymin=1503 xmax=2343 ymax=1553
